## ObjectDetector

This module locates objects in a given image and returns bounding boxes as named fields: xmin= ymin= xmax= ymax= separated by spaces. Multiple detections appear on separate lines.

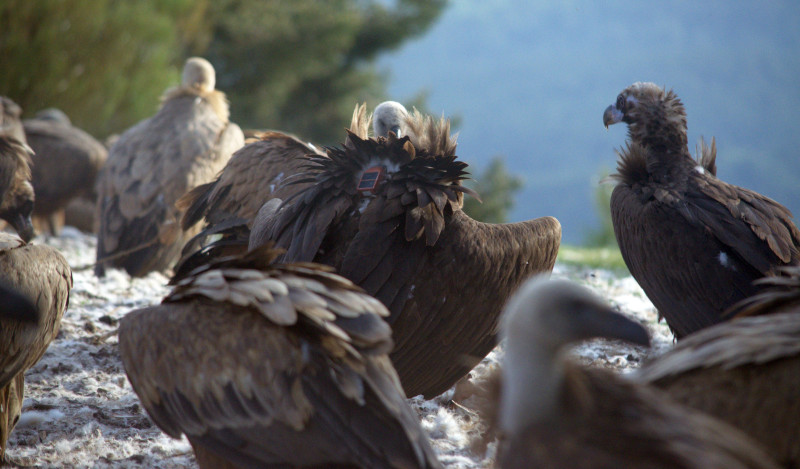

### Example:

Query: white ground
xmin=5 ymin=228 xmax=674 ymax=468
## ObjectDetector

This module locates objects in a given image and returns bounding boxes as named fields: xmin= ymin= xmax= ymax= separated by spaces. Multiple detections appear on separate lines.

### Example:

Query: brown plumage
xmin=255 ymin=111 xmax=561 ymax=398
xmin=482 ymin=277 xmax=777 ymax=469
xmin=119 ymin=245 xmax=441 ymax=469
xmin=0 ymin=97 xmax=25 ymax=144
xmin=0 ymin=134 xmax=35 ymax=242
xmin=0 ymin=233 xmax=72 ymax=459
xmin=638 ymin=269 xmax=800 ymax=468
xmin=23 ymin=109 xmax=107 ymax=235
xmin=604 ymin=82 xmax=800 ymax=338
xmin=172 ymin=102 xmax=404 ymax=278
xmin=95 ymin=57 xmax=244 ymax=277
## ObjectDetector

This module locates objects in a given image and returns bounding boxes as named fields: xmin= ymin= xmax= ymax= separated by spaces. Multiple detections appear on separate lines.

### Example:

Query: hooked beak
xmin=7 ymin=212 xmax=34 ymax=242
xmin=581 ymin=302 xmax=651 ymax=347
xmin=603 ymin=105 xmax=624 ymax=129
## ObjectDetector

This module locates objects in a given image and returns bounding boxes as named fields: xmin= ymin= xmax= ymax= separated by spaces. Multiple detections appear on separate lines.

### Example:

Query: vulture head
xmin=182 ymin=57 xmax=216 ymax=93
xmin=0 ymin=138 xmax=35 ymax=242
xmin=0 ymin=97 xmax=25 ymax=144
xmin=373 ymin=101 xmax=409 ymax=137
xmin=603 ymin=82 xmax=688 ymax=151
xmin=499 ymin=277 xmax=650 ymax=435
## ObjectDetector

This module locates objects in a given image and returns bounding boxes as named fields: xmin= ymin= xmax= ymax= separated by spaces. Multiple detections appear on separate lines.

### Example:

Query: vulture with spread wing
xmin=173 ymin=101 xmax=409 ymax=276
xmin=95 ymin=57 xmax=244 ymax=277
xmin=0 ymin=102 xmax=35 ymax=242
xmin=603 ymin=82 xmax=800 ymax=338
xmin=119 ymin=245 xmax=441 ymax=469
xmin=23 ymin=109 xmax=107 ymax=235
xmin=0 ymin=233 xmax=72 ymax=459
xmin=480 ymin=277 xmax=777 ymax=469
xmin=254 ymin=110 xmax=561 ymax=398
xmin=638 ymin=267 xmax=800 ymax=467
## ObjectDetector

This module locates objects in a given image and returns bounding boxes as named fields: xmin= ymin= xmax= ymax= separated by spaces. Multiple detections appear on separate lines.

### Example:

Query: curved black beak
xmin=603 ymin=105 xmax=624 ymax=129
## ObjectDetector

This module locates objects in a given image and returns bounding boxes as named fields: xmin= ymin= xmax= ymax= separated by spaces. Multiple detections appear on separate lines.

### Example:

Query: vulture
xmin=0 ymin=134 xmax=35 ymax=242
xmin=638 ymin=267 xmax=800 ymax=467
xmin=253 ymin=109 xmax=561 ymax=398
xmin=0 ymin=96 xmax=26 ymax=143
xmin=23 ymin=109 xmax=107 ymax=235
xmin=95 ymin=57 xmax=244 ymax=277
xmin=482 ymin=276 xmax=778 ymax=469
xmin=603 ymin=82 xmax=800 ymax=338
xmin=119 ymin=245 xmax=441 ymax=469
xmin=0 ymin=232 xmax=72 ymax=459
xmin=174 ymin=101 xmax=408 ymax=274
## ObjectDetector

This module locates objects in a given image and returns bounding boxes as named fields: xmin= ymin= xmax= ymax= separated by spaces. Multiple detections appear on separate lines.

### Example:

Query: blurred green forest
xmin=0 ymin=0 xmax=445 ymax=144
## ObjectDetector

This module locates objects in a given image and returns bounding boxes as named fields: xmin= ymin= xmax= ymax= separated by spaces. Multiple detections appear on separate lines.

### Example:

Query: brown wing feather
xmin=498 ymin=365 xmax=778 ymax=469
xmin=638 ymin=313 xmax=800 ymax=467
xmin=120 ymin=250 xmax=440 ymax=468
xmin=96 ymin=94 xmax=244 ymax=277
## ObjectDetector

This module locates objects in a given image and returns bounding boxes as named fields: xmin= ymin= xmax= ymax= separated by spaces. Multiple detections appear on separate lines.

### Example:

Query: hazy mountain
xmin=378 ymin=0 xmax=800 ymax=244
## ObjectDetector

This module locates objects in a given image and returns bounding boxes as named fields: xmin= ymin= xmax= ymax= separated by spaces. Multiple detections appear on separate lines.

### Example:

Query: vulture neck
xmin=500 ymin=332 xmax=562 ymax=435
xmin=629 ymin=108 xmax=694 ymax=184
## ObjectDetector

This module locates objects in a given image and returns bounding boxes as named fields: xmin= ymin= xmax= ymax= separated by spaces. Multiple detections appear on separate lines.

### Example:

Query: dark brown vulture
xmin=173 ymin=101 xmax=409 ymax=278
xmin=603 ymin=82 xmax=800 ymax=338
xmin=0 ymin=232 xmax=72 ymax=459
xmin=95 ymin=57 xmax=244 ymax=277
xmin=0 ymin=135 xmax=35 ymax=242
xmin=119 ymin=245 xmax=441 ymax=469
xmin=254 ymin=110 xmax=561 ymax=398
xmin=482 ymin=277 xmax=777 ymax=469
xmin=638 ymin=268 xmax=800 ymax=467
xmin=23 ymin=109 xmax=107 ymax=235
xmin=0 ymin=97 xmax=26 ymax=143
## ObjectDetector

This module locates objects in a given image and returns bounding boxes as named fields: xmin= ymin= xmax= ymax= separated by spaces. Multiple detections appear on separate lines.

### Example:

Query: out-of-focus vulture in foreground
xmin=95 ymin=57 xmax=244 ymax=277
xmin=638 ymin=267 xmax=800 ymax=467
xmin=119 ymin=245 xmax=441 ymax=469
xmin=174 ymin=101 xmax=407 ymax=276
xmin=0 ymin=233 xmax=72 ymax=459
xmin=23 ymin=109 xmax=107 ymax=235
xmin=604 ymin=82 xmax=800 ymax=338
xmin=254 ymin=110 xmax=561 ymax=398
xmin=482 ymin=277 xmax=777 ymax=469
xmin=0 ymin=133 xmax=35 ymax=242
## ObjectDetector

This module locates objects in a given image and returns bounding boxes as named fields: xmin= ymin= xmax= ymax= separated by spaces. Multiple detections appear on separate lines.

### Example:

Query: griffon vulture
xmin=481 ymin=277 xmax=778 ymax=469
xmin=23 ymin=109 xmax=107 ymax=235
xmin=254 ymin=110 xmax=561 ymax=398
xmin=0 ymin=233 xmax=72 ymax=459
xmin=603 ymin=82 xmax=800 ymax=338
xmin=95 ymin=57 xmax=244 ymax=277
xmin=119 ymin=245 xmax=441 ymax=469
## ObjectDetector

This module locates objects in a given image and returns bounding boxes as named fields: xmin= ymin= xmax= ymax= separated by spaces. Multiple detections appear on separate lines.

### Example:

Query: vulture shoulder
xmin=119 ymin=246 xmax=441 ymax=469
xmin=0 ymin=136 xmax=35 ymax=242
xmin=638 ymin=308 xmax=800 ymax=466
xmin=0 ymin=233 xmax=72 ymax=457
xmin=96 ymin=82 xmax=244 ymax=277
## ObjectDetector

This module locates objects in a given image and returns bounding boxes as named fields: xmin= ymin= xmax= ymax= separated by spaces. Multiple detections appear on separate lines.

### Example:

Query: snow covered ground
xmin=5 ymin=228 xmax=673 ymax=468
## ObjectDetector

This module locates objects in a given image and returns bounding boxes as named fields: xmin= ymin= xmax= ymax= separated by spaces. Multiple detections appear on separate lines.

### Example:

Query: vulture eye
xmin=616 ymin=95 xmax=626 ymax=110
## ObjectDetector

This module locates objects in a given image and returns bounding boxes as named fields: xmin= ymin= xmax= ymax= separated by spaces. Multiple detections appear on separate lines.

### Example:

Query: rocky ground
xmin=4 ymin=228 xmax=674 ymax=468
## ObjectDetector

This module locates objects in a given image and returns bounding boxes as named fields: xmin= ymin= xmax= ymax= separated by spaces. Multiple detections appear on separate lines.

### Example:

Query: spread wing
xmin=0 ymin=236 xmax=72 ymax=387
xmin=120 ymin=253 xmax=439 ymax=468
xmin=96 ymin=95 xmax=244 ymax=276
